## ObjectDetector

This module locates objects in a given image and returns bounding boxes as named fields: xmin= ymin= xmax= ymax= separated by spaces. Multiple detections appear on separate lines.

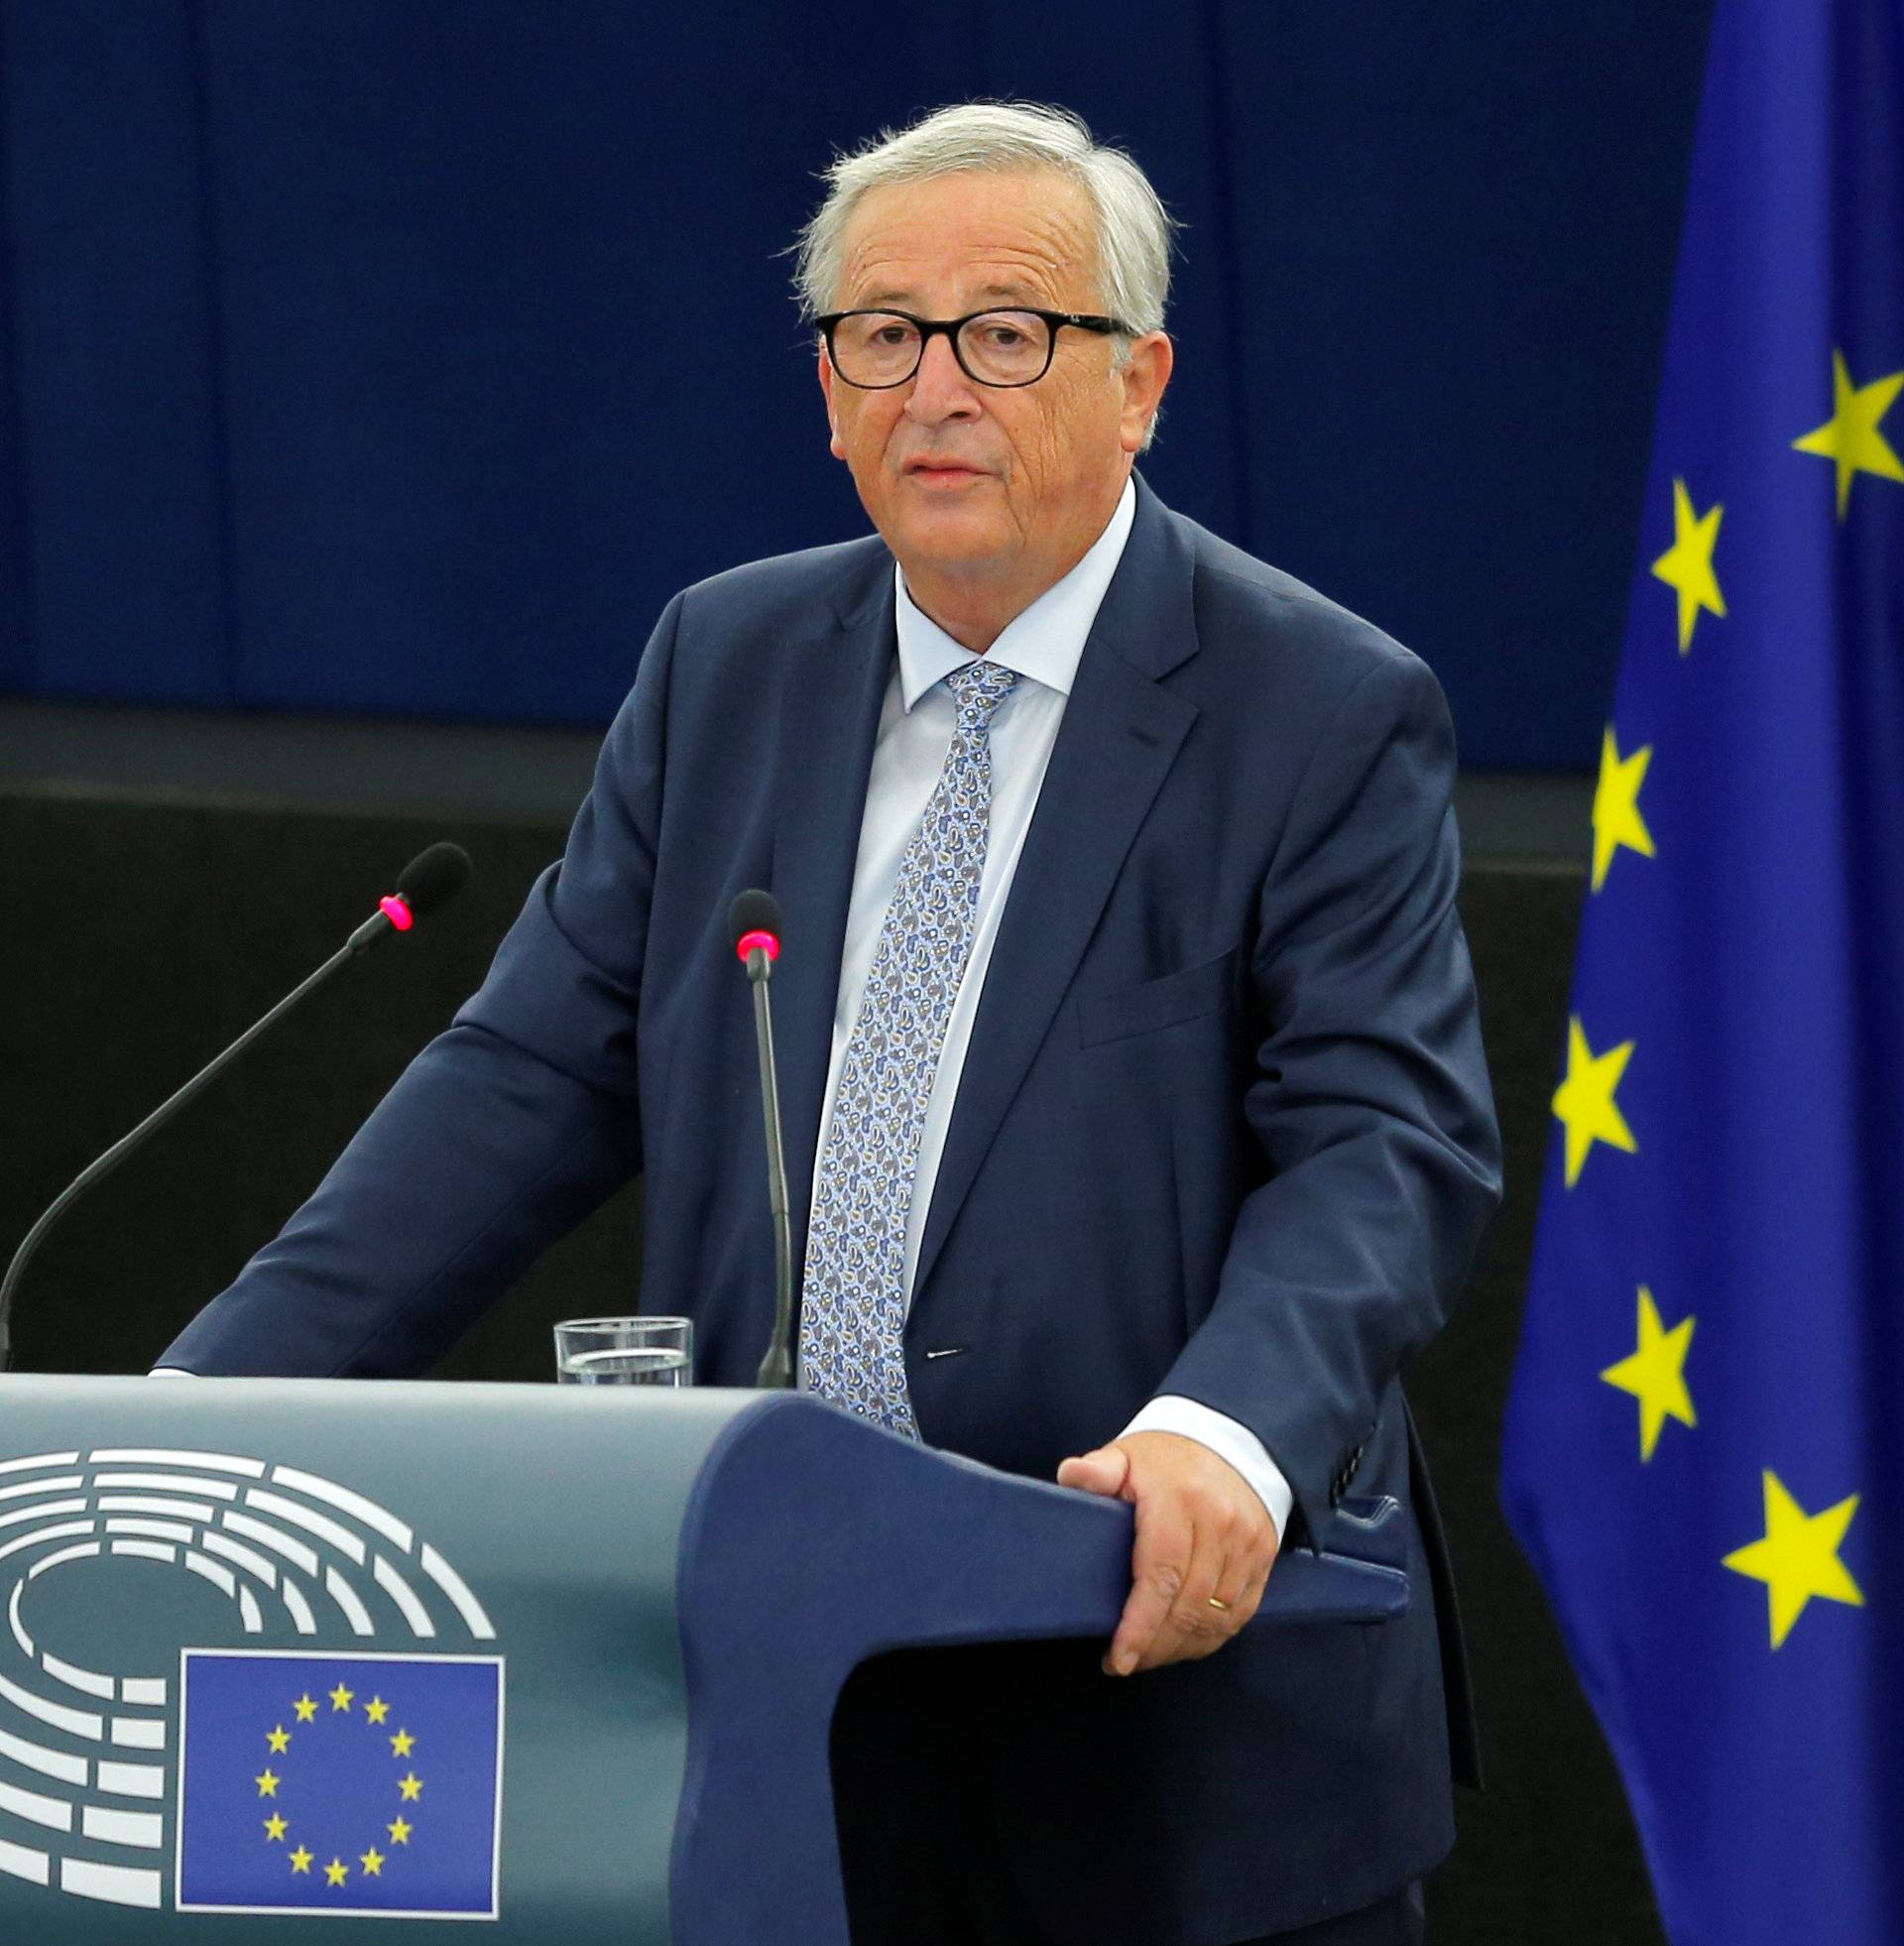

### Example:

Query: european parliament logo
xmin=0 ymin=1445 xmax=505 ymax=1919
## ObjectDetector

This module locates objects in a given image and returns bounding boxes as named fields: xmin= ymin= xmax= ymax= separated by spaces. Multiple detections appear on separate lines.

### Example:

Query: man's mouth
xmin=904 ymin=459 xmax=989 ymax=484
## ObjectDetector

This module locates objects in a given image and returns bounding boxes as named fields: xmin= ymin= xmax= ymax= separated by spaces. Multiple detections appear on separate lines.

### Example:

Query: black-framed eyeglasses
xmin=814 ymin=307 xmax=1131 ymax=390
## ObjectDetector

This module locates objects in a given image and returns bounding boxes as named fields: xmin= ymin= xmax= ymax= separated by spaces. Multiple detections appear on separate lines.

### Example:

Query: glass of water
xmin=553 ymin=1316 xmax=693 ymax=1387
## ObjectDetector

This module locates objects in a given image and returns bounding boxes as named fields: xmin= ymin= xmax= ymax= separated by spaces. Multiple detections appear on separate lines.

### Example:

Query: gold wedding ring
xmin=1206 ymin=1596 xmax=1231 ymax=1612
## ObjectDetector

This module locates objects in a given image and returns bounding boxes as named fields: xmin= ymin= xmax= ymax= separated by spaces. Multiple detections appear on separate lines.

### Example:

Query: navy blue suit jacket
xmin=164 ymin=477 xmax=1501 ymax=1941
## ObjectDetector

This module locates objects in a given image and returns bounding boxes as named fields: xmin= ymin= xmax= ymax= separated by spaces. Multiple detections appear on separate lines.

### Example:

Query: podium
xmin=0 ymin=1378 xmax=1407 ymax=1940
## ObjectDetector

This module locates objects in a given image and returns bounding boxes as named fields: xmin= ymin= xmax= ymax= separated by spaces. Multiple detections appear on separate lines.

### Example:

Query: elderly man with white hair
xmin=161 ymin=102 xmax=1501 ymax=1946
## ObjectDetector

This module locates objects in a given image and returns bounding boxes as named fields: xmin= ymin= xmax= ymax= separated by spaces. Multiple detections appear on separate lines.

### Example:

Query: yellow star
xmin=390 ymin=1729 xmax=416 ymax=1759
xmin=1552 ymin=1017 xmax=1638 ymax=1188
xmin=360 ymin=1846 xmax=386 ymax=1878
xmin=324 ymin=1858 xmax=350 ymax=1888
xmin=399 ymin=1772 xmax=423 ymax=1802
xmin=1600 ymin=1286 xmax=1695 ymax=1460
xmin=266 ymin=1725 xmax=292 ymax=1755
xmin=294 ymin=1694 xmax=318 ymax=1723
xmin=1651 ymin=477 xmax=1726 ymax=653
xmin=328 ymin=1683 xmax=355 ymax=1714
xmin=1724 ymin=1472 xmax=1864 ymax=1647
xmin=1792 ymin=349 xmax=1904 ymax=519
xmin=290 ymin=1846 xmax=313 ymax=1875
xmin=364 ymin=1696 xmax=391 ymax=1726
xmin=263 ymin=1813 xmax=289 ymax=1843
xmin=255 ymin=1768 xmax=281 ymax=1798
xmin=1591 ymin=726 xmax=1655 ymax=894
xmin=387 ymin=1815 xmax=414 ymax=1847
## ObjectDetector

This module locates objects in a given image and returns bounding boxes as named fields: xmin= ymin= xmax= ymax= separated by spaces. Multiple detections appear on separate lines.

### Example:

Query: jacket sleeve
xmin=155 ymin=594 xmax=684 ymax=1378
xmin=1153 ymin=651 xmax=1502 ymax=1540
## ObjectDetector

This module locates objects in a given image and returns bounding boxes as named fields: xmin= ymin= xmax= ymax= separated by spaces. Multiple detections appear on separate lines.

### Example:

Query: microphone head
xmin=728 ymin=888 xmax=781 ymax=962
xmin=395 ymin=842 xmax=473 ymax=918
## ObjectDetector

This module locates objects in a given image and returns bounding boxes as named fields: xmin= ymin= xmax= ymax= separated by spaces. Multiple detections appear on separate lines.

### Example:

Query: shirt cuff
xmin=147 ymin=1368 xmax=197 ymax=1378
xmin=1120 ymin=1395 xmax=1294 ymax=1540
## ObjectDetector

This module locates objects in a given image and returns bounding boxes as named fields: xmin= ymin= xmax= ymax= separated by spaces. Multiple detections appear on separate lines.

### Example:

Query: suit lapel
xmin=912 ymin=482 xmax=1203 ymax=1305
xmin=769 ymin=562 xmax=896 ymax=1254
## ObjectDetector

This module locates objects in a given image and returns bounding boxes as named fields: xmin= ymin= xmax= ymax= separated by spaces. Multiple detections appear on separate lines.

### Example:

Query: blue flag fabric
xmin=1500 ymin=3 xmax=1904 ymax=1941
xmin=177 ymin=1651 xmax=503 ymax=1917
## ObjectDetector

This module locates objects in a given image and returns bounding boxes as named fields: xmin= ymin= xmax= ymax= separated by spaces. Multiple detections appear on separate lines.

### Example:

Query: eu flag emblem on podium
xmin=177 ymin=1651 xmax=504 ymax=1917
xmin=1502 ymin=1 xmax=1903 ymax=1940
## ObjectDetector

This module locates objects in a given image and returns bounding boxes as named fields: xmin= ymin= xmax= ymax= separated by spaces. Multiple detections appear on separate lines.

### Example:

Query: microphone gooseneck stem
xmin=0 ymin=914 xmax=397 ymax=1373
xmin=748 ymin=950 xmax=796 ymax=1389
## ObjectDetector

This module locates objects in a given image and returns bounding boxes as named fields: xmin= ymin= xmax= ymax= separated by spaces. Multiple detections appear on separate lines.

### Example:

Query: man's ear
xmin=1118 ymin=331 xmax=1174 ymax=455
xmin=818 ymin=349 xmax=846 ymax=461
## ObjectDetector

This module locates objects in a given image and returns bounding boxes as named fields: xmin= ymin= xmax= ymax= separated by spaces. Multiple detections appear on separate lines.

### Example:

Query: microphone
xmin=729 ymin=889 xmax=795 ymax=1390
xmin=0 ymin=843 xmax=474 ymax=1373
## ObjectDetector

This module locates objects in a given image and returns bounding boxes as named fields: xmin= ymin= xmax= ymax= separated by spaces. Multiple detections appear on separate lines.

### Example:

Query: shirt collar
xmin=892 ymin=477 xmax=1137 ymax=711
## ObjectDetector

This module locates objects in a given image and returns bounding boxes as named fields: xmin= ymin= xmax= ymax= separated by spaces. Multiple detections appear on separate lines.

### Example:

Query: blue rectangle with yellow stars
xmin=176 ymin=1649 xmax=504 ymax=1917
xmin=1501 ymin=1 xmax=1903 ymax=1940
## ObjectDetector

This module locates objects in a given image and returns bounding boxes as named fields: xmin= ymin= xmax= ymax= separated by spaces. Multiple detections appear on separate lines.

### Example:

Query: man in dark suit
xmin=161 ymin=103 xmax=1499 ymax=1945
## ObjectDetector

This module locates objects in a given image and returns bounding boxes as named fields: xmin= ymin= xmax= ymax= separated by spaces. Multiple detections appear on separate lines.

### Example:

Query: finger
xmin=1209 ymin=1519 xmax=1272 ymax=1611
xmin=1142 ymin=1542 xmax=1237 ymax=1671
xmin=1222 ymin=1571 xmax=1265 ymax=1629
xmin=1230 ymin=1546 xmax=1277 ymax=1620
xmin=1105 ymin=1499 xmax=1196 ymax=1676
xmin=1187 ymin=1523 xmax=1280 ymax=1653
xmin=1056 ymin=1445 xmax=1131 ymax=1499
xmin=1144 ymin=1496 xmax=1280 ymax=1668
xmin=1206 ymin=1549 xmax=1252 ymax=1616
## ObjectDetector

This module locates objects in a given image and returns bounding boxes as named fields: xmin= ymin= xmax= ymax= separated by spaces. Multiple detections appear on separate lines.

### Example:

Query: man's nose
xmin=903 ymin=331 xmax=981 ymax=424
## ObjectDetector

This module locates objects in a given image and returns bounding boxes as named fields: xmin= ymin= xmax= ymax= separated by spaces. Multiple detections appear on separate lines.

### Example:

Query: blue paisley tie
xmin=799 ymin=656 xmax=1020 ymax=1435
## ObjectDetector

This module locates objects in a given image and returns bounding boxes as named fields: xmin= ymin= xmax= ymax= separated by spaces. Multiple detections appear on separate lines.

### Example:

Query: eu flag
xmin=1501 ymin=2 xmax=1903 ymax=1939
xmin=177 ymin=1650 xmax=504 ymax=1917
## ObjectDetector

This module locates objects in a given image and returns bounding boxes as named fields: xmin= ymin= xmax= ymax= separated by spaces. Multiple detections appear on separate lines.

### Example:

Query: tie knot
xmin=945 ymin=658 xmax=1018 ymax=724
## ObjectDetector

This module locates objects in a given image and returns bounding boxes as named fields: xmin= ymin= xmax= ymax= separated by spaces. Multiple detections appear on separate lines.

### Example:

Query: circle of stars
xmin=256 ymin=1684 xmax=423 ymax=1888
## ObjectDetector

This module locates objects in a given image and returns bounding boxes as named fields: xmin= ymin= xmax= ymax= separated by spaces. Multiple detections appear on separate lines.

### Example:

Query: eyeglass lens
xmin=831 ymin=311 xmax=1054 ymax=388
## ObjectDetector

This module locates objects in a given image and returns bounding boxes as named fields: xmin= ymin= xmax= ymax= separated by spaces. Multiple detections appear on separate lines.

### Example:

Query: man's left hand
xmin=1055 ymin=1430 xmax=1280 ymax=1676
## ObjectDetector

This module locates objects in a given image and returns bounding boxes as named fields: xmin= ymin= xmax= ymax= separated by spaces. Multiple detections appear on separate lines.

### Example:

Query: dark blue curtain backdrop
xmin=0 ymin=3 xmax=1713 ymax=768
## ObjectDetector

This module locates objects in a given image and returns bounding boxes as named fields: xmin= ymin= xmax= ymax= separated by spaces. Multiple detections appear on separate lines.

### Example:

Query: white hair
xmin=793 ymin=101 xmax=1176 ymax=344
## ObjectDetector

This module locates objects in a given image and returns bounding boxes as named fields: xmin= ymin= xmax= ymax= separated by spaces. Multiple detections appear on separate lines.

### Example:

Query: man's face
xmin=818 ymin=169 xmax=1170 ymax=611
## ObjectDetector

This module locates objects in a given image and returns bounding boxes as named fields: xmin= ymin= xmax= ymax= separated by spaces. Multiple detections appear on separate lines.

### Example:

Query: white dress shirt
xmin=802 ymin=478 xmax=1293 ymax=1538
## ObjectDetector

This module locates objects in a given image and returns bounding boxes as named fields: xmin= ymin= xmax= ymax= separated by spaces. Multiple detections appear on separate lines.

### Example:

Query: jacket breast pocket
xmin=1076 ymin=948 xmax=1238 ymax=1048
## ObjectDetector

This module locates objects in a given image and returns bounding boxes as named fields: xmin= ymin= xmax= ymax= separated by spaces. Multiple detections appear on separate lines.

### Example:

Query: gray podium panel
xmin=0 ymin=1378 xmax=1409 ymax=1941
xmin=0 ymin=1377 xmax=743 ymax=1940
